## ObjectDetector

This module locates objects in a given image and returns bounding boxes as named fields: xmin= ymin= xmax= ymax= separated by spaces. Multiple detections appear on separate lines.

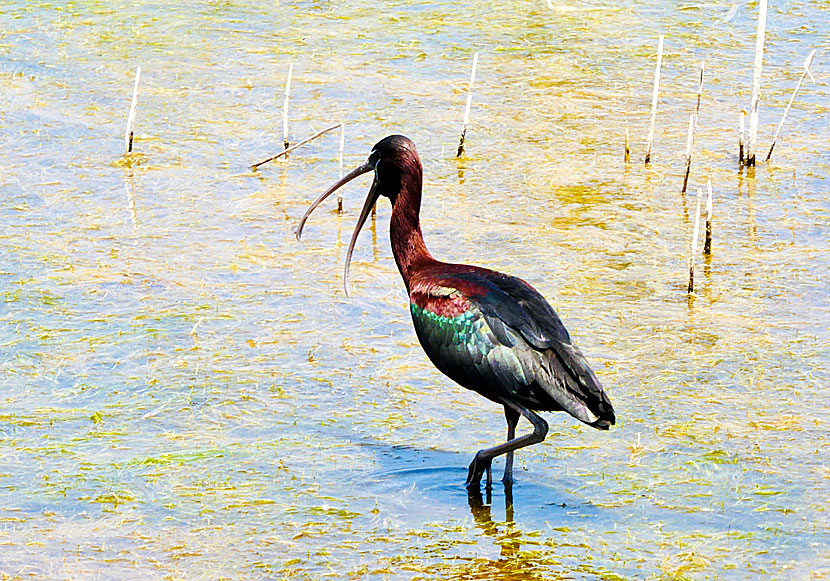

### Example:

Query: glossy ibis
xmin=297 ymin=135 xmax=615 ymax=489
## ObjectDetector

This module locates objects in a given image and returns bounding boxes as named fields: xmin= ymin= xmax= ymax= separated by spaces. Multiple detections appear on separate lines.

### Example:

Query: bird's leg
xmin=503 ymin=405 xmax=520 ymax=485
xmin=466 ymin=399 xmax=548 ymax=490
xmin=466 ymin=450 xmax=493 ymax=490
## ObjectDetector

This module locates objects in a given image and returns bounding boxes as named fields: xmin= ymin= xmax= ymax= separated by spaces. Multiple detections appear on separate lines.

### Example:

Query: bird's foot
xmin=465 ymin=452 xmax=492 ymax=490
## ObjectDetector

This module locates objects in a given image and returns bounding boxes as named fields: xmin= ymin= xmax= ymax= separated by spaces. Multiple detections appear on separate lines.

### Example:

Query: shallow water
xmin=1 ymin=1 xmax=829 ymax=578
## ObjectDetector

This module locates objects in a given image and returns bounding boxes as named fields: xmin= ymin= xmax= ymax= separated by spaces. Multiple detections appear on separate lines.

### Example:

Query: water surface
xmin=1 ymin=1 xmax=829 ymax=578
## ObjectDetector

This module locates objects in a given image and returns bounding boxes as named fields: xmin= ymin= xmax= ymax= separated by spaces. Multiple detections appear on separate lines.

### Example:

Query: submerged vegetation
xmin=1 ymin=0 xmax=828 ymax=578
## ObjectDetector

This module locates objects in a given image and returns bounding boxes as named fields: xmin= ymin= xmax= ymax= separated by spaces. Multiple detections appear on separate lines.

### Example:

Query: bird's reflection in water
xmin=467 ymin=483 xmax=520 ymax=559
xmin=465 ymin=484 xmax=570 ymax=580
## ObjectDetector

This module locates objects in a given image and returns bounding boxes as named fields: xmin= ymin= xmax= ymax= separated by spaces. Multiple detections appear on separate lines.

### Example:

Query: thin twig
xmin=766 ymin=49 xmax=816 ymax=161
xmin=251 ymin=123 xmax=342 ymax=171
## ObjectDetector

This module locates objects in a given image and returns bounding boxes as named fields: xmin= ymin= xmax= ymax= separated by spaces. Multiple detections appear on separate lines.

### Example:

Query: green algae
xmin=0 ymin=0 xmax=828 ymax=579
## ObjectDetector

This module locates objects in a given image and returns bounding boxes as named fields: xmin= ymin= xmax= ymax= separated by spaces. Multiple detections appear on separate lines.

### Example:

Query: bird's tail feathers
xmin=543 ymin=343 xmax=616 ymax=430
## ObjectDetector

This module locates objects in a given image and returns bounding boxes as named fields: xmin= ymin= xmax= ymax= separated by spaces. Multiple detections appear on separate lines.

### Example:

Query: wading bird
xmin=297 ymin=135 xmax=615 ymax=489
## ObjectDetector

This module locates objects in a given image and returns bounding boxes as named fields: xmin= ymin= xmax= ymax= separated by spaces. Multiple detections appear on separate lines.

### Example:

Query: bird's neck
xmin=389 ymin=172 xmax=435 ymax=291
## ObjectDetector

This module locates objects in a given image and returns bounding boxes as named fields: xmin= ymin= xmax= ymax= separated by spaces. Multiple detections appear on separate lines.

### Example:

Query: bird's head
xmin=368 ymin=135 xmax=422 ymax=202
xmin=296 ymin=134 xmax=422 ymax=295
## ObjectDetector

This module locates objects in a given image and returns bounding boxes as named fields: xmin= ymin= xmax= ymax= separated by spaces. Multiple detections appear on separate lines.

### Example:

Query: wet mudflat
xmin=1 ymin=1 xmax=829 ymax=578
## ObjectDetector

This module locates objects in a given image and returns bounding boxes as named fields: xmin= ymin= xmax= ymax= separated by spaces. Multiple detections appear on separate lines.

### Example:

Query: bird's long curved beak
xmin=295 ymin=159 xmax=379 ymax=297
xmin=296 ymin=160 xmax=373 ymax=241
xmin=342 ymin=178 xmax=379 ymax=297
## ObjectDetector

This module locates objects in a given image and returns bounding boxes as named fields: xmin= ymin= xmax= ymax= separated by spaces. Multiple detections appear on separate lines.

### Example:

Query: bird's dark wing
xmin=409 ymin=268 xmax=615 ymax=429
xmin=453 ymin=270 xmax=573 ymax=348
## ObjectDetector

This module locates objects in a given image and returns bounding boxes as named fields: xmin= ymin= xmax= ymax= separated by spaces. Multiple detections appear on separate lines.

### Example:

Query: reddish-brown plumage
xmin=408 ymin=264 xmax=494 ymax=318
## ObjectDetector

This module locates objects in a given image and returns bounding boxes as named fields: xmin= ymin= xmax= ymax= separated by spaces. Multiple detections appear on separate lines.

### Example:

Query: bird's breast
xmin=409 ymin=300 xmax=519 ymax=402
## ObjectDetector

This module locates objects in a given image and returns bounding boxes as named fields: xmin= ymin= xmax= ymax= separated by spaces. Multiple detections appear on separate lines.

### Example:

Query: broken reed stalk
xmin=457 ymin=51 xmax=479 ymax=158
xmin=738 ymin=109 xmax=746 ymax=166
xmin=250 ymin=123 xmax=342 ymax=170
xmin=704 ymin=177 xmax=713 ymax=255
xmin=681 ymin=115 xmax=695 ymax=194
xmin=283 ymin=63 xmax=293 ymax=150
xmin=337 ymin=123 xmax=345 ymax=214
xmin=124 ymin=65 xmax=141 ymax=155
xmin=681 ymin=62 xmax=704 ymax=194
xmin=644 ymin=34 xmax=664 ymax=165
xmin=624 ymin=127 xmax=630 ymax=163
xmin=688 ymin=189 xmax=702 ymax=293
xmin=766 ymin=49 xmax=816 ymax=162
xmin=746 ymin=0 xmax=768 ymax=166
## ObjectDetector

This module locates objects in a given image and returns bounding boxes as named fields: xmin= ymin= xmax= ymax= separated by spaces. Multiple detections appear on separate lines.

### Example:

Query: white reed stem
xmin=739 ymin=109 xmax=746 ymax=166
xmin=283 ymin=63 xmax=293 ymax=150
xmin=681 ymin=61 xmax=704 ymax=193
xmin=681 ymin=114 xmax=695 ymax=194
xmin=704 ymin=177 xmax=713 ymax=255
xmin=337 ymin=123 xmax=345 ymax=214
xmin=644 ymin=34 xmax=664 ymax=165
xmin=124 ymin=66 xmax=141 ymax=154
xmin=457 ymin=51 xmax=479 ymax=157
xmin=746 ymin=0 xmax=768 ymax=165
xmin=688 ymin=190 xmax=702 ymax=293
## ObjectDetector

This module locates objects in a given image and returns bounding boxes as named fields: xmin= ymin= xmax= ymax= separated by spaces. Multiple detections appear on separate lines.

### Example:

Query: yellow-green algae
xmin=1 ymin=0 xmax=829 ymax=579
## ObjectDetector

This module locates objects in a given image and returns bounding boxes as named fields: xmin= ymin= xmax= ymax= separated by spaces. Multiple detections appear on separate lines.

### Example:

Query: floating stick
xmin=283 ymin=63 xmax=293 ymax=151
xmin=681 ymin=115 xmax=695 ymax=194
xmin=457 ymin=51 xmax=479 ymax=158
xmin=624 ymin=127 xmax=630 ymax=163
xmin=746 ymin=0 xmax=768 ymax=166
xmin=766 ymin=49 xmax=816 ymax=162
xmin=738 ymin=109 xmax=746 ymax=166
xmin=337 ymin=123 xmax=345 ymax=214
xmin=251 ymin=123 xmax=341 ymax=170
xmin=124 ymin=66 xmax=141 ymax=155
xmin=688 ymin=189 xmax=702 ymax=293
xmin=644 ymin=34 xmax=664 ymax=165
xmin=704 ymin=177 xmax=713 ymax=254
